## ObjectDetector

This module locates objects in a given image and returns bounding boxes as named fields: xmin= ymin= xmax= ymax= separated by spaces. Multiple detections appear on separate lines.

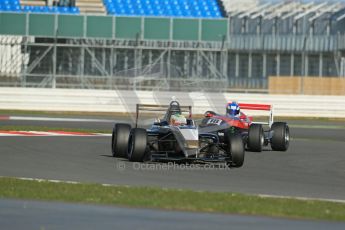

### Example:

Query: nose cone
xmin=179 ymin=128 xmax=199 ymax=149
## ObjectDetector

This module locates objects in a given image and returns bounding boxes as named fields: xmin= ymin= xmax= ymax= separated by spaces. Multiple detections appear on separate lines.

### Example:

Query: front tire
xmin=128 ymin=128 xmax=147 ymax=162
xmin=271 ymin=122 xmax=290 ymax=151
xmin=248 ymin=124 xmax=264 ymax=152
xmin=228 ymin=134 xmax=245 ymax=168
xmin=111 ymin=123 xmax=131 ymax=158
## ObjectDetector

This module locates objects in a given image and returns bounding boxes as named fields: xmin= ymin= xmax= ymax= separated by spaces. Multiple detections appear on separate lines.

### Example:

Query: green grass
xmin=0 ymin=125 xmax=111 ymax=134
xmin=289 ymin=124 xmax=345 ymax=130
xmin=0 ymin=109 xmax=126 ymax=117
xmin=1 ymin=177 xmax=345 ymax=221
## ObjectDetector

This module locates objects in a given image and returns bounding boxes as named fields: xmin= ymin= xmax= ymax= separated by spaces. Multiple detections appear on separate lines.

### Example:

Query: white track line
xmin=257 ymin=194 xmax=345 ymax=204
xmin=0 ymin=130 xmax=111 ymax=137
xmin=2 ymin=176 xmax=345 ymax=204
xmin=1 ymin=116 xmax=115 ymax=123
xmin=1 ymin=176 xmax=124 ymax=188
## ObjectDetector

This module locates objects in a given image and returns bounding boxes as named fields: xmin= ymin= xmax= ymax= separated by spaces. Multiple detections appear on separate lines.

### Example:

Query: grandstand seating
xmin=103 ymin=0 xmax=223 ymax=18
xmin=77 ymin=0 xmax=106 ymax=15
xmin=21 ymin=5 xmax=80 ymax=13
xmin=0 ymin=0 xmax=80 ymax=14
xmin=21 ymin=0 xmax=45 ymax=7
xmin=0 ymin=0 xmax=223 ymax=17
xmin=0 ymin=0 xmax=22 ymax=12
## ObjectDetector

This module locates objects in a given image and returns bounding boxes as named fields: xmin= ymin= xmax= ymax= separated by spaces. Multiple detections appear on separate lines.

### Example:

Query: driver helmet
xmin=170 ymin=113 xmax=187 ymax=126
xmin=226 ymin=101 xmax=240 ymax=116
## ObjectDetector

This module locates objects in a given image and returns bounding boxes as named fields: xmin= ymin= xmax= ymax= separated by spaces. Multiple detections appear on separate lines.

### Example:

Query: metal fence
xmin=0 ymin=37 xmax=231 ymax=91
xmin=1 ymin=35 xmax=344 ymax=92
xmin=1 ymin=9 xmax=345 ymax=92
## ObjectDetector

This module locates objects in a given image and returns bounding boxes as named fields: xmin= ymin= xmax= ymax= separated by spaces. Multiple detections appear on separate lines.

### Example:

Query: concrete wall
xmin=0 ymin=87 xmax=345 ymax=118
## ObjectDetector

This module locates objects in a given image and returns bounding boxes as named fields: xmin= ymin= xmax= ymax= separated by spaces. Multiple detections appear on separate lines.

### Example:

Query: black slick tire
xmin=248 ymin=124 xmax=264 ymax=152
xmin=111 ymin=123 xmax=131 ymax=158
xmin=271 ymin=122 xmax=290 ymax=151
xmin=128 ymin=128 xmax=147 ymax=162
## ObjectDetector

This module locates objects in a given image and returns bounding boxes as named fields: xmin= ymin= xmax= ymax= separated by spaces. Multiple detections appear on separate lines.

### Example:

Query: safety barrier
xmin=0 ymin=12 xmax=227 ymax=41
xmin=0 ymin=87 xmax=345 ymax=118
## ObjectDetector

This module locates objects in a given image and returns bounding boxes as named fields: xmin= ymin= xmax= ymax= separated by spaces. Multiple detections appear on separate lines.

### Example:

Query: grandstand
xmin=103 ymin=0 xmax=223 ymax=18
xmin=0 ymin=0 xmax=345 ymax=92
xmin=0 ymin=0 xmax=80 ymax=14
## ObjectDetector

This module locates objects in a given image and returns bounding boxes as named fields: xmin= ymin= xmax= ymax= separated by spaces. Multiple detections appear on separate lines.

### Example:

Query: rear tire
xmin=128 ymin=128 xmax=147 ymax=162
xmin=248 ymin=124 xmax=264 ymax=152
xmin=228 ymin=134 xmax=245 ymax=168
xmin=111 ymin=123 xmax=131 ymax=158
xmin=271 ymin=122 xmax=290 ymax=151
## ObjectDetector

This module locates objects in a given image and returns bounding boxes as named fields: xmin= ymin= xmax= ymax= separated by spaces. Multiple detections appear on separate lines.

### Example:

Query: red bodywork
xmin=205 ymin=102 xmax=272 ymax=130
xmin=205 ymin=113 xmax=251 ymax=129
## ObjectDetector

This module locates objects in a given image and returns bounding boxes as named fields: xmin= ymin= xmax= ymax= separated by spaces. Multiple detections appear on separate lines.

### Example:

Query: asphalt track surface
xmin=0 ymin=117 xmax=345 ymax=228
xmin=1 ymin=199 xmax=345 ymax=230
xmin=0 ymin=118 xmax=345 ymax=200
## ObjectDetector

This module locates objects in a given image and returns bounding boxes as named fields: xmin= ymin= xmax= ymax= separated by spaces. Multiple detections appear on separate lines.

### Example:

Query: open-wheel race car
xmin=111 ymin=100 xmax=245 ymax=167
xmin=200 ymin=102 xmax=290 ymax=152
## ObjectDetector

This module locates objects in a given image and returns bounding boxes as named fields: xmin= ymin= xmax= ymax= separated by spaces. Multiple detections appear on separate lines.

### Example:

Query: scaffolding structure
xmin=1 ymin=1 xmax=345 ymax=92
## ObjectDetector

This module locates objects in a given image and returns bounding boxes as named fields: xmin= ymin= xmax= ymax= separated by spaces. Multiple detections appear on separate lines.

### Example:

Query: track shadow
xmin=100 ymin=154 xmax=114 ymax=158
xmin=100 ymin=155 xmax=132 ymax=162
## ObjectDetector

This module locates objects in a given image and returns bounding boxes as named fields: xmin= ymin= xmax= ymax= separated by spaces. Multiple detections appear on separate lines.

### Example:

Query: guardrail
xmin=0 ymin=87 xmax=345 ymax=118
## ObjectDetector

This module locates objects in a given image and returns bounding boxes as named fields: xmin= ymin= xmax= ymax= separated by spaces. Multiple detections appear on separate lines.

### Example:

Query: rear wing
xmin=135 ymin=104 xmax=192 ymax=128
xmin=238 ymin=103 xmax=273 ymax=127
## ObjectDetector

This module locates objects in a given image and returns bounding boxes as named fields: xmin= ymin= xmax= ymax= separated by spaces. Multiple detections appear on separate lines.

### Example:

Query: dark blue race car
xmin=111 ymin=100 xmax=245 ymax=168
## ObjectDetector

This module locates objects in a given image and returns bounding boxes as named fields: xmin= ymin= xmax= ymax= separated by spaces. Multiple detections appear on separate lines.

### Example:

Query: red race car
xmin=199 ymin=101 xmax=290 ymax=152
